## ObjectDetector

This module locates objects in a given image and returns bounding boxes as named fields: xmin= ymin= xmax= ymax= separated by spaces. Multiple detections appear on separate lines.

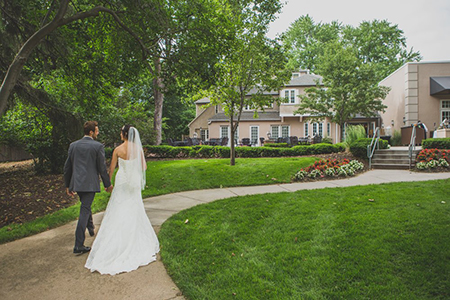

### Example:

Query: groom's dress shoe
xmin=88 ymin=227 xmax=95 ymax=237
xmin=73 ymin=246 xmax=91 ymax=254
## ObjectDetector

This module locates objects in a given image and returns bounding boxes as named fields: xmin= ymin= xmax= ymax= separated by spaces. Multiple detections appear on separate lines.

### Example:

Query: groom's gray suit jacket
xmin=64 ymin=136 xmax=111 ymax=192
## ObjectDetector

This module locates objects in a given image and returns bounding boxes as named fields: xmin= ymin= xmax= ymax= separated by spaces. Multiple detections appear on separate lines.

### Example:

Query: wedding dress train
xmin=85 ymin=157 xmax=159 ymax=275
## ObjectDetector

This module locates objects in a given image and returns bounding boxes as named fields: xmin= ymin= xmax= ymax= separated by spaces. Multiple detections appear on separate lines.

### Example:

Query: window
xmin=441 ymin=100 xmax=450 ymax=123
xmin=220 ymin=126 xmax=229 ymax=138
xmin=200 ymin=129 xmax=209 ymax=141
xmin=271 ymin=125 xmax=279 ymax=138
xmin=271 ymin=125 xmax=290 ymax=138
xmin=215 ymin=105 xmax=219 ymax=114
xmin=327 ymin=123 xmax=331 ymax=136
xmin=304 ymin=123 xmax=309 ymax=136
xmin=250 ymin=126 xmax=259 ymax=145
xmin=312 ymin=123 xmax=318 ymax=136
xmin=281 ymin=125 xmax=290 ymax=137
xmin=311 ymin=122 xmax=323 ymax=136
xmin=284 ymin=89 xmax=296 ymax=104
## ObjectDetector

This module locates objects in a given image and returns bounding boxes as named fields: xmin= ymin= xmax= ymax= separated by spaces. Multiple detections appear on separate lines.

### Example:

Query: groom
xmin=64 ymin=121 xmax=113 ymax=254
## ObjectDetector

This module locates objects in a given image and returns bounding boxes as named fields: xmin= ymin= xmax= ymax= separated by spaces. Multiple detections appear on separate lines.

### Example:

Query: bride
xmin=85 ymin=125 xmax=159 ymax=275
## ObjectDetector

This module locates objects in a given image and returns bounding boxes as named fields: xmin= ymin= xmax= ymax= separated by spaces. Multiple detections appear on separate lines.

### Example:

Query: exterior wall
xmin=279 ymin=86 xmax=310 ymax=116
xmin=189 ymin=105 xmax=216 ymax=138
xmin=380 ymin=61 xmax=450 ymax=139
xmin=208 ymin=116 xmax=340 ymax=145
xmin=379 ymin=64 xmax=407 ymax=134
xmin=416 ymin=62 xmax=450 ymax=133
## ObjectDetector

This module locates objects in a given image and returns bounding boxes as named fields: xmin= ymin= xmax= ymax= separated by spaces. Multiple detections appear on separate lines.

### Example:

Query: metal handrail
xmin=408 ymin=125 xmax=417 ymax=168
xmin=367 ymin=127 xmax=380 ymax=169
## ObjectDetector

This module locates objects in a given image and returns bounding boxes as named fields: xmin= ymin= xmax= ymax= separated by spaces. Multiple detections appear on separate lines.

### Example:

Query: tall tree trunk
xmin=230 ymin=115 xmax=235 ymax=166
xmin=153 ymin=58 xmax=164 ymax=145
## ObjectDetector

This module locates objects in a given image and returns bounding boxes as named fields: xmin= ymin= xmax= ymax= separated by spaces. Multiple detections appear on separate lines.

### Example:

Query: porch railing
xmin=367 ymin=127 xmax=380 ymax=169
xmin=408 ymin=125 xmax=417 ymax=169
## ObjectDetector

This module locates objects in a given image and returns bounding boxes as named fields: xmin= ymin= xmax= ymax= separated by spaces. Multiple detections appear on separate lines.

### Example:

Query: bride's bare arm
xmin=109 ymin=148 xmax=119 ymax=181
xmin=141 ymin=150 xmax=147 ymax=170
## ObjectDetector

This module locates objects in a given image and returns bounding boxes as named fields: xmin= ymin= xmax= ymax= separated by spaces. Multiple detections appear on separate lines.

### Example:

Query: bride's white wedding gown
xmin=85 ymin=158 xmax=159 ymax=275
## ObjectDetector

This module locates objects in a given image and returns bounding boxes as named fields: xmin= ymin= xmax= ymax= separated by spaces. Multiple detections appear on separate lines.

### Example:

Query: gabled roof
xmin=209 ymin=111 xmax=281 ymax=122
xmin=285 ymin=74 xmax=323 ymax=87
xmin=194 ymin=97 xmax=211 ymax=104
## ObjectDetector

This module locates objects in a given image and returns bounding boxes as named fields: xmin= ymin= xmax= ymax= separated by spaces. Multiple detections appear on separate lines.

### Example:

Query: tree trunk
xmin=153 ymin=58 xmax=164 ymax=145
xmin=0 ymin=0 xmax=70 ymax=116
xmin=230 ymin=115 xmax=235 ymax=166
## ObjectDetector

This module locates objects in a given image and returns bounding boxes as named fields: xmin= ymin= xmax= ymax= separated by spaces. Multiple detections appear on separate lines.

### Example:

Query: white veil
xmin=127 ymin=127 xmax=146 ymax=190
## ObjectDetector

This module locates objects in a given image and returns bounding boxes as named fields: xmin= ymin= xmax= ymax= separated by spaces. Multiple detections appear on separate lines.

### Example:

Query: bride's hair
xmin=121 ymin=125 xmax=132 ymax=140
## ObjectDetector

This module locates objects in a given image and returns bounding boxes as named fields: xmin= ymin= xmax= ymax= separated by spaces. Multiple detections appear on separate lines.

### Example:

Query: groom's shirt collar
xmin=83 ymin=135 xmax=93 ymax=139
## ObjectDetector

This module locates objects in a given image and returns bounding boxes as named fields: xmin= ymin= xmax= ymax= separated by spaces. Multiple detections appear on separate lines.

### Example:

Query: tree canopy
xmin=282 ymin=15 xmax=421 ymax=82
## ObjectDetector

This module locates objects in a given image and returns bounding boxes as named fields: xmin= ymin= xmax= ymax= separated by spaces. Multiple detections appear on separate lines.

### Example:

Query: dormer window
xmin=284 ymin=89 xmax=296 ymax=104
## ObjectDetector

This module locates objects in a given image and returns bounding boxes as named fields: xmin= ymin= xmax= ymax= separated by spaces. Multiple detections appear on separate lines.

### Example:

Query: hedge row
xmin=143 ymin=143 xmax=346 ymax=159
xmin=349 ymin=138 xmax=389 ymax=159
xmin=422 ymin=138 xmax=450 ymax=149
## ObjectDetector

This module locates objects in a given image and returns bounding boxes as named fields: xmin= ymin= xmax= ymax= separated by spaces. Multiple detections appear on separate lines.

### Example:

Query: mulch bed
xmin=0 ymin=160 xmax=77 ymax=228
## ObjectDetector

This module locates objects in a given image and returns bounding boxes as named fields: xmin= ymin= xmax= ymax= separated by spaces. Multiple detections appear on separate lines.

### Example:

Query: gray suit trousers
xmin=75 ymin=192 xmax=95 ymax=248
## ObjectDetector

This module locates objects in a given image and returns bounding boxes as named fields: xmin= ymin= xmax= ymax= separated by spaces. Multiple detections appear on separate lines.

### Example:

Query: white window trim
xmin=441 ymin=100 xmax=450 ymax=123
xmin=282 ymin=89 xmax=297 ymax=104
xmin=250 ymin=126 xmax=259 ymax=146
xmin=281 ymin=125 xmax=290 ymax=138
xmin=220 ymin=126 xmax=229 ymax=138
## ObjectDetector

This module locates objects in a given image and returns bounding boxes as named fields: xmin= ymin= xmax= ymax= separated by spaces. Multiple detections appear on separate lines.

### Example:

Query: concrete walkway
xmin=1 ymin=170 xmax=449 ymax=300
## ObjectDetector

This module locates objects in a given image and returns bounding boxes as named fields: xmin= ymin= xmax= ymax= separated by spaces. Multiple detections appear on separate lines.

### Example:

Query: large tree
xmin=282 ymin=16 xmax=421 ymax=82
xmin=295 ymin=42 xmax=390 ymax=141
xmin=198 ymin=0 xmax=290 ymax=165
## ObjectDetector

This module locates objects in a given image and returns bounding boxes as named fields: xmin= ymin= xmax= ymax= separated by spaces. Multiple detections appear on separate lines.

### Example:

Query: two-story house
xmin=188 ymin=70 xmax=380 ymax=145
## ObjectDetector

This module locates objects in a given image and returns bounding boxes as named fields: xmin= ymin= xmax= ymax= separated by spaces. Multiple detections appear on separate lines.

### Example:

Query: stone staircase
xmin=371 ymin=147 xmax=422 ymax=170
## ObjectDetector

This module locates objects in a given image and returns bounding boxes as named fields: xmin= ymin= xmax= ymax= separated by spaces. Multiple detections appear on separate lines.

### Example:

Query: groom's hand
xmin=105 ymin=185 xmax=114 ymax=193
xmin=66 ymin=188 xmax=75 ymax=197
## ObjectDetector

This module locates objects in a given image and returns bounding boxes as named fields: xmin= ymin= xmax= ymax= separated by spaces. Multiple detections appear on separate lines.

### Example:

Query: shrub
xmin=321 ymin=136 xmax=333 ymax=144
xmin=349 ymin=138 xmax=388 ymax=159
xmin=143 ymin=143 xmax=346 ymax=159
xmin=422 ymin=138 xmax=450 ymax=149
xmin=344 ymin=125 xmax=366 ymax=149
xmin=390 ymin=130 xmax=402 ymax=146
xmin=264 ymin=143 xmax=289 ymax=148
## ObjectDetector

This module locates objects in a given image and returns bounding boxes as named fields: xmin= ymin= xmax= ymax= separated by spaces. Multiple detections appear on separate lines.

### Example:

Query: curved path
xmin=1 ymin=170 xmax=449 ymax=300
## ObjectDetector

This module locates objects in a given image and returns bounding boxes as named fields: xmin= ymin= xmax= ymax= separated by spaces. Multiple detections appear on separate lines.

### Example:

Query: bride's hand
xmin=105 ymin=185 xmax=114 ymax=193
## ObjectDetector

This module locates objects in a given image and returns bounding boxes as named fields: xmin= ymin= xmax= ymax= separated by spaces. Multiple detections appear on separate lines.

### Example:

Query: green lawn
xmin=142 ymin=157 xmax=317 ymax=197
xmin=0 ymin=157 xmax=317 ymax=243
xmin=159 ymin=179 xmax=450 ymax=300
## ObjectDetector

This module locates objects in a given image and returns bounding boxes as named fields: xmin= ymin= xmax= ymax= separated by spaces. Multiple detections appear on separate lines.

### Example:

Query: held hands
xmin=105 ymin=185 xmax=114 ymax=193
xmin=66 ymin=188 xmax=75 ymax=197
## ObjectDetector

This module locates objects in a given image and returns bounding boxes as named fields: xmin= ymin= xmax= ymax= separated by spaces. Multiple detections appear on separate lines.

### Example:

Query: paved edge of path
xmin=1 ymin=170 xmax=449 ymax=300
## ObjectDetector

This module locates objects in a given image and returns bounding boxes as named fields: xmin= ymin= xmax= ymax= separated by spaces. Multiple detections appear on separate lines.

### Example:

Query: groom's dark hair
xmin=84 ymin=121 xmax=98 ymax=135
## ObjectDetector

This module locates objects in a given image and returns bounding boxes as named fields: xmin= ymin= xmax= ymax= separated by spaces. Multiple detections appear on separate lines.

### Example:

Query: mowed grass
xmin=142 ymin=157 xmax=317 ymax=197
xmin=159 ymin=179 xmax=450 ymax=300
xmin=0 ymin=157 xmax=317 ymax=243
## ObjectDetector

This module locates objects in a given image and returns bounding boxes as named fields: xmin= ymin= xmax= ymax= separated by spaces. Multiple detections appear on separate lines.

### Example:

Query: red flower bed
xmin=416 ymin=149 xmax=450 ymax=163
xmin=303 ymin=158 xmax=350 ymax=173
